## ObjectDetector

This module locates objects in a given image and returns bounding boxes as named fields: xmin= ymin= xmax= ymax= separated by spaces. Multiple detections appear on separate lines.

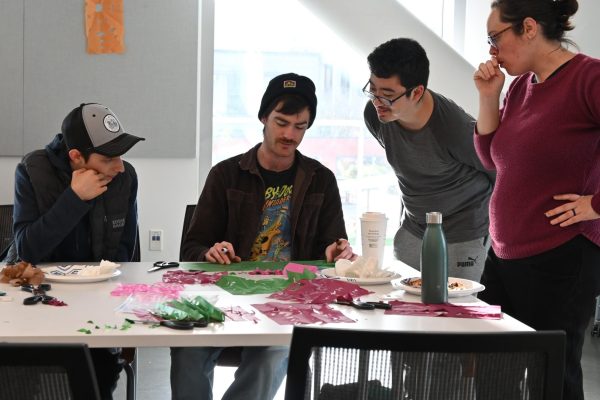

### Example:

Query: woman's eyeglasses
xmin=362 ymin=81 xmax=414 ymax=107
xmin=487 ymin=26 xmax=512 ymax=49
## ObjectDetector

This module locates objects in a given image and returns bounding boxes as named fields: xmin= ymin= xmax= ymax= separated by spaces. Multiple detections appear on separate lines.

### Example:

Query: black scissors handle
xmin=335 ymin=299 xmax=376 ymax=310
xmin=21 ymin=283 xmax=52 ymax=293
xmin=147 ymin=261 xmax=180 ymax=272
xmin=126 ymin=318 xmax=207 ymax=330
xmin=23 ymin=295 xmax=55 ymax=306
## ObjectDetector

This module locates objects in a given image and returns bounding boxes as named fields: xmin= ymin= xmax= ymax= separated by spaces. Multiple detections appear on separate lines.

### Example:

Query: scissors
xmin=21 ymin=283 xmax=55 ymax=306
xmin=125 ymin=317 xmax=207 ymax=330
xmin=147 ymin=261 xmax=180 ymax=272
xmin=335 ymin=297 xmax=392 ymax=310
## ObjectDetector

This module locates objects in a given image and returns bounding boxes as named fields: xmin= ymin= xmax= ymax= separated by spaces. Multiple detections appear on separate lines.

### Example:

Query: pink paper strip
xmin=162 ymin=270 xmax=228 ymax=284
xmin=282 ymin=263 xmax=318 ymax=276
xmin=110 ymin=282 xmax=184 ymax=298
xmin=252 ymin=302 xmax=355 ymax=325
xmin=385 ymin=301 xmax=503 ymax=320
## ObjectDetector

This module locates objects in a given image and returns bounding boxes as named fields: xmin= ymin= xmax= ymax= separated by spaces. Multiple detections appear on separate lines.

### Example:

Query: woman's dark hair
xmin=492 ymin=0 xmax=578 ymax=46
xmin=367 ymin=38 xmax=430 ymax=91
xmin=261 ymin=94 xmax=310 ymax=121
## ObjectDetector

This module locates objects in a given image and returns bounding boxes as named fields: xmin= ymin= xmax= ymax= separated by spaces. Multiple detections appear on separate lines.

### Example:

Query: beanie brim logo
xmin=103 ymin=114 xmax=120 ymax=133
xmin=283 ymin=80 xmax=297 ymax=88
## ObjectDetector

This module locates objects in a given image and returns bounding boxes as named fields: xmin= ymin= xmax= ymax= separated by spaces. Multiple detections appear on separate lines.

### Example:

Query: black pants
xmin=478 ymin=235 xmax=600 ymax=400
xmin=90 ymin=348 xmax=124 ymax=400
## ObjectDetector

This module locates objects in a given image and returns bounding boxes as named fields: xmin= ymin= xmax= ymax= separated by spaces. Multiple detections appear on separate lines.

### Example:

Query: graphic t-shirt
xmin=249 ymin=163 xmax=296 ymax=261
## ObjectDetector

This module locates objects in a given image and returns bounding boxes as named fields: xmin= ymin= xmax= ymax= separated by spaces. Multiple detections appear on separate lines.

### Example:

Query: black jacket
xmin=182 ymin=143 xmax=348 ymax=261
xmin=12 ymin=134 xmax=139 ymax=264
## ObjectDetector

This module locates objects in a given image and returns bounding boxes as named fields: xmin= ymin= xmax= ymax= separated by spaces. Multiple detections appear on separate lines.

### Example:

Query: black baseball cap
xmin=62 ymin=103 xmax=145 ymax=157
xmin=257 ymin=73 xmax=318 ymax=128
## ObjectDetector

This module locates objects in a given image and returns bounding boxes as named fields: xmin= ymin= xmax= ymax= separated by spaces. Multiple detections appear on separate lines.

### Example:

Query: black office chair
xmin=0 ymin=204 xmax=14 ymax=261
xmin=180 ymin=204 xmax=242 ymax=367
xmin=0 ymin=343 xmax=101 ymax=400
xmin=284 ymin=326 xmax=566 ymax=400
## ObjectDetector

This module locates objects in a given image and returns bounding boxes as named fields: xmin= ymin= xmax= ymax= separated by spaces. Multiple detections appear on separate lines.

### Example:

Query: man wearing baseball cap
xmin=171 ymin=73 xmax=356 ymax=400
xmin=7 ymin=103 xmax=144 ymax=399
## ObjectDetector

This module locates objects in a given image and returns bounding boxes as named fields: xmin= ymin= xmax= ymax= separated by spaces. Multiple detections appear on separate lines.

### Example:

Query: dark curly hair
xmin=492 ymin=0 xmax=578 ymax=46
xmin=367 ymin=38 xmax=430 ymax=91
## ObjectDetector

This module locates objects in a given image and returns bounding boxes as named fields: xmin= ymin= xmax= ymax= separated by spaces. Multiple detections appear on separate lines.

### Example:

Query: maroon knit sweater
xmin=475 ymin=53 xmax=600 ymax=259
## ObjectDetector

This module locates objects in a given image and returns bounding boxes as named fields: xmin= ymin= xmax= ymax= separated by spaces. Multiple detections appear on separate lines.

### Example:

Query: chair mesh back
xmin=284 ymin=328 xmax=565 ymax=400
xmin=0 ymin=204 xmax=14 ymax=257
xmin=306 ymin=347 xmax=547 ymax=400
xmin=0 ymin=366 xmax=75 ymax=400
xmin=0 ymin=343 xmax=101 ymax=400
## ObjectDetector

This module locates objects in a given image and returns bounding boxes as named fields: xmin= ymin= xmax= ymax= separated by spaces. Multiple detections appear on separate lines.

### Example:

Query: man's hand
xmin=205 ymin=241 xmax=241 ymax=265
xmin=325 ymin=239 xmax=357 ymax=263
xmin=71 ymin=168 xmax=112 ymax=201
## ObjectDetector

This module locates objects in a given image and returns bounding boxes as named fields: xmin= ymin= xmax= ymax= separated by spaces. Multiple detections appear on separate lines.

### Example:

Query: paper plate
xmin=43 ymin=269 xmax=121 ymax=283
xmin=321 ymin=268 xmax=401 ymax=286
xmin=392 ymin=276 xmax=485 ymax=298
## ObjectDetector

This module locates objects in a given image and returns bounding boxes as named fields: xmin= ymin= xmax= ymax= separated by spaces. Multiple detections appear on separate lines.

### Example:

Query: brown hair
xmin=491 ymin=0 xmax=579 ymax=46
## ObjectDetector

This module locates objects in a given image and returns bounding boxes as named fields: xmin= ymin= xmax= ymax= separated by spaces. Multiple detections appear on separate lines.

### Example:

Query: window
xmin=212 ymin=0 xmax=400 ymax=247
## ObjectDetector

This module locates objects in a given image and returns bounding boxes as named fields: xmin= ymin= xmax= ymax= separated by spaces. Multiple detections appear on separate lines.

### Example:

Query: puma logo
xmin=457 ymin=256 xmax=479 ymax=268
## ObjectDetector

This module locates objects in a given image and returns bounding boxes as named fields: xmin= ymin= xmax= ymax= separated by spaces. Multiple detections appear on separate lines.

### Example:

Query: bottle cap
xmin=426 ymin=212 xmax=443 ymax=224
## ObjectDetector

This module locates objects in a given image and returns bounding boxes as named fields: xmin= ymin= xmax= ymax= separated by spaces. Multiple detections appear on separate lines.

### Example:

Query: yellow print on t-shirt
xmin=264 ymin=185 xmax=293 ymax=201
xmin=250 ymin=185 xmax=293 ymax=261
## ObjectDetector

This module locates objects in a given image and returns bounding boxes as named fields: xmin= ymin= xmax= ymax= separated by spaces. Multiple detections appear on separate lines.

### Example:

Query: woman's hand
xmin=474 ymin=57 xmax=505 ymax=98
xmin=474 ymin=57 xmax=505 ymax=135
xmin=545 ymin=194 xmax=600 ymax=227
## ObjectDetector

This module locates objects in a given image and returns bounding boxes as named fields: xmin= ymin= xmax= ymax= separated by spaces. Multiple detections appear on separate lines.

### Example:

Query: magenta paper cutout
xmin=221 ymin=306 xmax=261 ymax=323
xmin=283 ymin=263 xmax=318 ymax=276
xmin=162 ymin=270 xmax=228 ymax=284
xmin=385 ymin=301 xmax=503 ymax=320
xmin=252 ymin=302 xmax=355 ymax=325
xmin=268 ymin=278 xmax=371 ymax=304
xmin=110 ymin=282 xmax=184 ymax=299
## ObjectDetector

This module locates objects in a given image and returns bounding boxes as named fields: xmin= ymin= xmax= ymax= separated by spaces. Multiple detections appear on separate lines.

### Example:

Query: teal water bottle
xmin=421 ymin=212 xmax=448 ymax=304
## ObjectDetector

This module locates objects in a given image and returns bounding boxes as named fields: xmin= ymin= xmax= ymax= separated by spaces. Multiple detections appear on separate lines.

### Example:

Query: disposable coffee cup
xmin=360 ymin=212 xmax=387 ymax=269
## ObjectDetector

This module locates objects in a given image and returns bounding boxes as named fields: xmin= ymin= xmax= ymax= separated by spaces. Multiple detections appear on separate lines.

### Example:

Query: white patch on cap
xmin=104 ymin=114 xmax=120 ymax=132
xmin=283 ymin=80 xmax=296 ymax=88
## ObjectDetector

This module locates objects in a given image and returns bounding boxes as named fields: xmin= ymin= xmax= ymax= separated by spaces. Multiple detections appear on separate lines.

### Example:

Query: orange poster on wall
xmin=85 ymin=0 xmax=125 ymax=54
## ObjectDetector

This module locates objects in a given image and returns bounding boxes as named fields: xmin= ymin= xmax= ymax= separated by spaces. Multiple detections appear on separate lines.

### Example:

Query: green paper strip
xmin=215 ymin=269 xmax=316 ymax=295
xmin=182 ymin=260 xmax=333 ymax=272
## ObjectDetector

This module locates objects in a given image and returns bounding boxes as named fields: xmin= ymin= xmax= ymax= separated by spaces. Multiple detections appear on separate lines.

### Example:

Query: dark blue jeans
xmin=479 ymin=235 xmax=600 ymax=400
xmin=90 ymin=347 xmax=124 ymax=400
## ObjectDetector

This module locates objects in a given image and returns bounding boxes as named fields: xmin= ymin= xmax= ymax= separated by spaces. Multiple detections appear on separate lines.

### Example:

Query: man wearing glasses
xmin=363 ymin=38 xmax=495 ymax=283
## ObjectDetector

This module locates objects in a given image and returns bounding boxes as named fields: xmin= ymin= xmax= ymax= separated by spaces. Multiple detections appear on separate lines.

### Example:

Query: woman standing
xmin=473 ymin=0 xmax=600 ymax=398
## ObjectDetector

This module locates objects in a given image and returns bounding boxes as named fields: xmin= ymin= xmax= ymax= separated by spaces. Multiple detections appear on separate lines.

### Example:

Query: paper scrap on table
xmin=85 ymin=0 xmax=125 ymax=54
xmin=252 ymin=302 xmax=355 ymax=325
xmin=162 ymin=270 xmax=228 ymax=285
xmin=335 ymin=256 xmax=388 ymax=278
xmin=384 ymin=301 xmax=503 ymax=320
xmin=268 ymin=278 xmax=371 ymax=304
xmin=221 ymin=306 xmax=260 ymax=323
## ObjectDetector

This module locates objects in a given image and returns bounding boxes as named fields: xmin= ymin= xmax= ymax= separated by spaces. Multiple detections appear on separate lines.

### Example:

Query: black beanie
xmin=257 ymin=73 xmax=317 ymax=128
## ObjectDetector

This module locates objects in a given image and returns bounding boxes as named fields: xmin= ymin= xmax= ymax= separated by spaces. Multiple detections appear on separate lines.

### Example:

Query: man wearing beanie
xmin=172 ymin=73 xmax=356 ymax=400
xmin=7 ymin=103 xmax=144 ymax=399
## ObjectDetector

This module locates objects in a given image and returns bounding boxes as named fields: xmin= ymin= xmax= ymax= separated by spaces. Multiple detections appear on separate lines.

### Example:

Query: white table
xmin=0 ymin=262 xmax=532 ymax=348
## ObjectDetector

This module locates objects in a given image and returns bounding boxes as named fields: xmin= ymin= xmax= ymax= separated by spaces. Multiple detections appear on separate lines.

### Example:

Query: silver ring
xmin=572 ymin=209 xmax=577 ymax=217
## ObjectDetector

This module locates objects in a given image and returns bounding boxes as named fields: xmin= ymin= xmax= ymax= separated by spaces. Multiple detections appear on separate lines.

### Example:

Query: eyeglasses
xmin=362 ymin=81 xmax=414 ymax=107
xmin=487 ymin=26 xmax=512 ymax=48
